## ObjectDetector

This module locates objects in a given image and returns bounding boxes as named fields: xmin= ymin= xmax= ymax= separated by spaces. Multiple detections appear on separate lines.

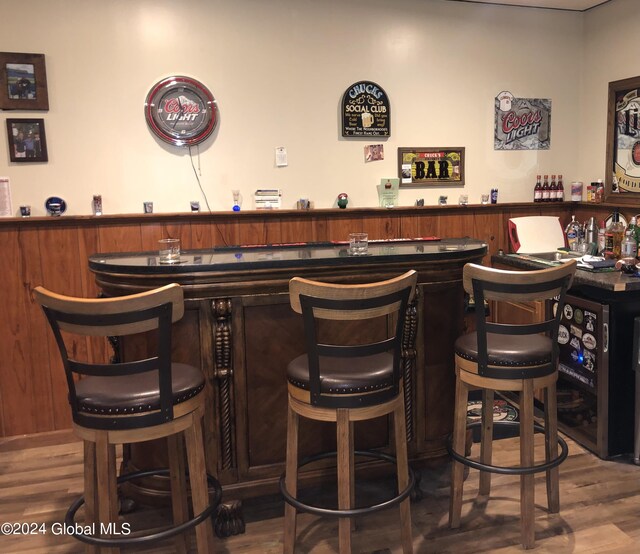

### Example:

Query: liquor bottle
xmin=534 ymin=175 xmax=542 ymax=203
xmin=607 ymin=210 xmax=625 ymax=258
xmin=597 ymin=220 xmax=606 ymax=255
xmin=628 ymin=216 xmax=639 ymax=249
xmin=565 ymin=215 xmax=580 ymax=251
xmin=550 ymin=175 xmax=558 ymax=202
xmin=557 ymin=174 xmax=564 ymax=202
xmin=542 ymin=175 xmax=550 ymax=202
xmin=621 ymin=229 xmax=638 ymax=259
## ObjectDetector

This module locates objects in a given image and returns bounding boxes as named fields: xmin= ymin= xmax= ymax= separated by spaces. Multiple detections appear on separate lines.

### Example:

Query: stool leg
xmin=184 ymin=414 xmax=215 ymax=554
xmin=283 ymin=401 xmax=299 ymax=554
xmin=95 ymin=433 xmax=119 ymax=554
xmin=168 ymin=434 xmax=189 ymax=554
xmin=336 ymin=408 xmax=352 ymax=554
xmin=83 ymin=441 xmax=99 ymax=554
xmin=544 ymin=382 xmax=560 ymax=513
xmin=520 ymin=380 xmax=535 ymax=549
xmin=479 ymin=389 xmax=494 ymax=496
xmin=349 ymin=421 xmax=356 ymax=533
xmin=449 ymin=373 xmax=469 ymax=528
xmin=393 ymin=399 xmax=413 ymax=554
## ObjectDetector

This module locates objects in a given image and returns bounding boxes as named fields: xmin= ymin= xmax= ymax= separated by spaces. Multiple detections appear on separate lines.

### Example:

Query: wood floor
xmin=1 ymin=429 xmax=640 ymax=553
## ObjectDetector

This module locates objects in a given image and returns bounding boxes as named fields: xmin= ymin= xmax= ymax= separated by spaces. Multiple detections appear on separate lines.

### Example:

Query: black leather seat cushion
xmin=74 ymin=363 xmax=205 ymax=415
xmin=455 ymin=332 xmax=553 ymax=367
xmin=287 ymin=352 xmax=394 ymax=394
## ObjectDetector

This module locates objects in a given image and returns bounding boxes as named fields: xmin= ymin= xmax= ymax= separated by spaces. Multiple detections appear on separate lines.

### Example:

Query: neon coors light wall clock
xmin=144 ymin=76 xmax=218 ymax=147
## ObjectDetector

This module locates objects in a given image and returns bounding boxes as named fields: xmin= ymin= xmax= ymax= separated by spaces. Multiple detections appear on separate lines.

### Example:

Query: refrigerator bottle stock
xmin=550 ymin=175 xmax=558 ymax=202
xmin=542 ymin=175 xmax=550 ymax=202
xmin=534 ymin=175 xmax=542 ymax=202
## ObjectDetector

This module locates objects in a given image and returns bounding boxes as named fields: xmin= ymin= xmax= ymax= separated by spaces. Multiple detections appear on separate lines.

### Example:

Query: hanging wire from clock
xmin=189 ymin=144 xmax=212 ymax=212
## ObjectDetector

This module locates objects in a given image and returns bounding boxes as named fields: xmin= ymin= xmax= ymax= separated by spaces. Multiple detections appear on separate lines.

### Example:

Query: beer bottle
xmin=542 ymin=175 xmax=550 ymax=202
xmin=550 ymin=175 xmax=558 ymax=202
xmin=534 ymin=175 xmax=542 ymax=203
xmin=557 ymin=174 xmax=564 ymax=202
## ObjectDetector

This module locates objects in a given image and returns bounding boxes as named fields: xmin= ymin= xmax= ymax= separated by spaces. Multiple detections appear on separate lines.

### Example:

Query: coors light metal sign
xmin=341 ymin=81 xmax=390 ymax=137
xmin=494 ymin=91 xmax=551 ymax=150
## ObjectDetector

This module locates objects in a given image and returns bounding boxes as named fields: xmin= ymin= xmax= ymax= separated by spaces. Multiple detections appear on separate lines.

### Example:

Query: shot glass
xmin=481 ymin=194 xmax=490 ymax=205
xmin=190 ymin=201 xmax=200 ymax=212
xmin=143 ymin=201 xmax=154 ymax=214
xmin=158 ymin=238 xmax=180 ymax=264
xmin=348 ymin=232 xmax=368 ymax=256
xmin=19 ymin=205 xmax=31 ymax=217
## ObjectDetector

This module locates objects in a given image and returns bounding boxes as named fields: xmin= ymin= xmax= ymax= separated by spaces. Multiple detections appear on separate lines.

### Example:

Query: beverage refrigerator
xmin=552 ymin=290 xmax=637 ymax=459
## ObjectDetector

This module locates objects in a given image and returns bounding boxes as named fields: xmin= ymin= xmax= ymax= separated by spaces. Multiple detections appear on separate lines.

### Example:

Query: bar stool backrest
xmin=34 ymin=283 xmax=185 ymax=431
xmin=463 ymin=260 xmax=577 ymax=379
xmin=289 ymin=270 xmax=417 ymax=408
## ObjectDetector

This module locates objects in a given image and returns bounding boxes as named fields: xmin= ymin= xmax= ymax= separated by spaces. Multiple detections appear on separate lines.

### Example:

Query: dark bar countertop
xmin=90 ymin=237 xmax=487 ymax=275
xmin=493 ymin=253 xmax=640 ymax=293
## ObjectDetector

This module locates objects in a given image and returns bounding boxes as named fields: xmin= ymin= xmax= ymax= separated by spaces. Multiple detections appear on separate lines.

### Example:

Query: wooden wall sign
xmin=341 ymin=81 xmax=390 ymax=137
xmin=398 ymin=147 xmax=465 ymax=187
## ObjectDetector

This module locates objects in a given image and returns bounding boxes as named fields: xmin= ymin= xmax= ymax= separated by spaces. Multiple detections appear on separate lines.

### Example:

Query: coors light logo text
xmin=163 ymin=96 xmax=201 ymax=122
xmin=501 ymin=110 xmax=542 ymax=144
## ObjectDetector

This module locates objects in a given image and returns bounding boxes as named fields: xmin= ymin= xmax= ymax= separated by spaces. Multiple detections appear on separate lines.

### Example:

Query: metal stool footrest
xmin=448 ymin=421 xmax=568 ymax=475
xmin=65 ymin=468 xmax=222 ymax=547
xmin=279 ymin=449 xmax=415 ymax=518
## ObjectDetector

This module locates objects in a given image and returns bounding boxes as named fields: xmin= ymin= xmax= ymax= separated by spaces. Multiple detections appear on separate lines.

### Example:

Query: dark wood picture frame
xmin=398 ymin=147 xmax=465 ymax=187
xmin=6 ymin=118 xmax=48 ymax=162
xmin=605 ymin=75 xmax=640 ymax=205
xmin=0 ymin=52 xmax=49 ymax=111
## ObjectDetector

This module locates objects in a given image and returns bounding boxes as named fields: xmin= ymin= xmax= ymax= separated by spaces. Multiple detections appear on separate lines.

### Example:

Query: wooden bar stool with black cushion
xmin=448 ymin=261 xmax=576 ymax=549
xmin=34 ymin=283 xmax=221 ymax=554
xmin=280 ymin=270 xmax=417 ymax=554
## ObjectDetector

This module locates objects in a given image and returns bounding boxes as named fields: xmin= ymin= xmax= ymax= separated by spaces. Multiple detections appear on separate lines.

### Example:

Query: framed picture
xmin=0 ymin=52 xmax=49 ymax=111
xmin=398 ymin=147 xmax=465 ymax=187
xmin=6 ymin=118 xmax=48 ymax=162
xmin=606 ymin=76 xmax=640 ymax=204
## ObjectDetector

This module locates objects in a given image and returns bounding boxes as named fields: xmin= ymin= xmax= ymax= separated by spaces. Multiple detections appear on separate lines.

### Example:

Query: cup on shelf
xmin=348 ymin=232 xmax=368 ymax=256
xmin=158 ymin=238 xmax=180 ymax=264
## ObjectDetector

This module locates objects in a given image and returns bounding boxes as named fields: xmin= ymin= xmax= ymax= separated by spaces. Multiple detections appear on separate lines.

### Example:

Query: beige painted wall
xmin=0 ymin=0 xmax=590 ymax=215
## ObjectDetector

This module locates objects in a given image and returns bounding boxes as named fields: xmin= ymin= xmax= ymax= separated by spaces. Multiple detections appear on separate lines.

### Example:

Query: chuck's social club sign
xmin=341 ymin=81 xmax=390 ymax=137
xmin=494 ymin=91 xmax=551 ymax=150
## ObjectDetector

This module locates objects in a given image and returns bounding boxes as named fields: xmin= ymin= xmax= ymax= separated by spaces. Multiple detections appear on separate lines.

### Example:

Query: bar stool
xmin=34 ymin=283 xmax=221 ymax=553
xmin=280 ymin=270 xmax=417 ymax=554
xmin=448 ymin=261 xmax=576 ymax=549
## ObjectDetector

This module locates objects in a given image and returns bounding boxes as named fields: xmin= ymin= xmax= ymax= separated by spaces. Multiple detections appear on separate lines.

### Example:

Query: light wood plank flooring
xmin=1 ymin=430 xmax=640 ymax=553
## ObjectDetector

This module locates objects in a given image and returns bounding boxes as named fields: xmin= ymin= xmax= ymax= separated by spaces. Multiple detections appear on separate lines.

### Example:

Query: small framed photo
xmin=0 ymin=52 xmax=49 ymax=111
xmin=6 ymin=118 xmax=48 ymax=162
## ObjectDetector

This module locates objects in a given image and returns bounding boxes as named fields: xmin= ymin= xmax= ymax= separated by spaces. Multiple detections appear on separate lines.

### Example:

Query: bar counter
xmin=89 ymin=238 xmax=487 ymax=522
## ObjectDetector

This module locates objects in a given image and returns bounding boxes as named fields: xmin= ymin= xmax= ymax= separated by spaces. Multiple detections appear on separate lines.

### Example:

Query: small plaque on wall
xmin=341 ymin=81 xmax=390 ymax=137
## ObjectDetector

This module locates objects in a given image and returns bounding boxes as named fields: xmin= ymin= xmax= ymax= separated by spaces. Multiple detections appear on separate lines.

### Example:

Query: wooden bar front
xmin=88 ymin=239 xmax=486 ymax=501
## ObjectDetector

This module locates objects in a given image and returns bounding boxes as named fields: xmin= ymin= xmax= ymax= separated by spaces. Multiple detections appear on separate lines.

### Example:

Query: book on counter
xmin=254 ymin=189 xmax=282 ymax=209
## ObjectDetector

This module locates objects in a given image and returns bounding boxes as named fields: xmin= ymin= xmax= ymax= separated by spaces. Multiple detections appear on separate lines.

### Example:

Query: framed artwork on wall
xmin=0 ymin=52 xmax=49 ymax=111
xmin=605 ymin=75 xmax=640 ymax=204
xmin=398 ymin=147 xmax=465 ymax=187
xmin=6 ymin=118 xmax=48 ymax=162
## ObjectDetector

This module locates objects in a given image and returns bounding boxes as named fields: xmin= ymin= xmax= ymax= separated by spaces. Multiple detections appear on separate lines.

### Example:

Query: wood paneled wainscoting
xmin=1 ymin=201 xmax=593 ymax=440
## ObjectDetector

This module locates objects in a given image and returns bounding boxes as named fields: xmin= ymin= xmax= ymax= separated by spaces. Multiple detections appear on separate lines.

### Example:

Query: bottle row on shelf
xmin=565 ymin=211 xmax=639 ymax=260
xmin=533 ymin=174 xmax=564 ymax=203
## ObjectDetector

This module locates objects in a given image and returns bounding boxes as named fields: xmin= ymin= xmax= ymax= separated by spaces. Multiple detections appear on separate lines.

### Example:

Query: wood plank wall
xmin=0 ymin=202 xmax=623 ymax=438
